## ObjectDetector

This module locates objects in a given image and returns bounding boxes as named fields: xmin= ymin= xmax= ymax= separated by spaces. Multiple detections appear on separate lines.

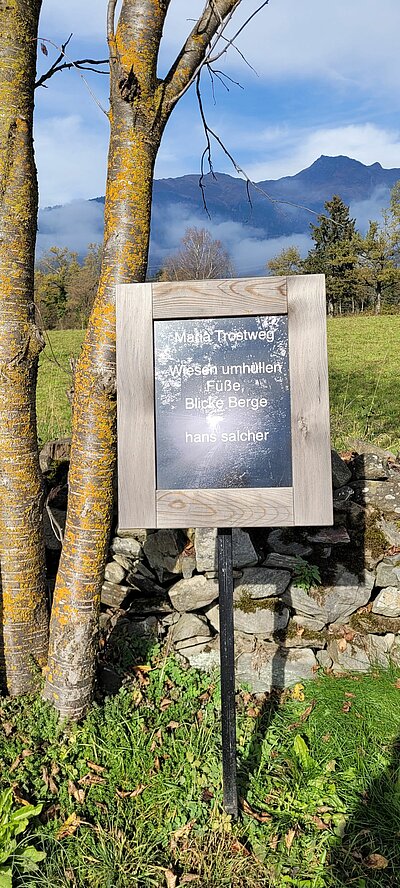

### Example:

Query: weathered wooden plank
xmin=287 ymin=274 xmax=333 ymax=526
xmin=116 ymin=283 xmax=156 ymax=528
xmin=152 ymin=277 xmax=287 ymax=318
xmin=156 ymin=487 xmax=294 ymax=528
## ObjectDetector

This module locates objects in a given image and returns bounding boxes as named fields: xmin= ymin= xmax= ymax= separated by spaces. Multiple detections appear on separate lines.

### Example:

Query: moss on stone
xmin=349 ymin=611 xmax=400 ymax=635
xmin=364 ymin=508 xmax=390 ymax=558
xmin=234 ymin=592 xmax=281 ymax=614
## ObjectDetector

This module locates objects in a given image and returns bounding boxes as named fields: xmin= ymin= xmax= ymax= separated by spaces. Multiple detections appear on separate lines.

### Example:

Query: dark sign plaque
xmin=154 ymin=315 xmax=292 ymax=490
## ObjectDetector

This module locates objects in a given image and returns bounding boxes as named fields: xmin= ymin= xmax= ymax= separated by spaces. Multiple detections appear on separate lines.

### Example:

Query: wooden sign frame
xmin=116 ymin=275 xmax=333 ymax=529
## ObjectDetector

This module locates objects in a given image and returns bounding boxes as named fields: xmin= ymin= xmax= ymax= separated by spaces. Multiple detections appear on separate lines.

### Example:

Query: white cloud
xmin=37 ymin=199 xmax=105 ymax=256
xmin=35 ymin=114 xmax=109 ymax=207
xmin=235 ymin=124 xmax=400 ymax=181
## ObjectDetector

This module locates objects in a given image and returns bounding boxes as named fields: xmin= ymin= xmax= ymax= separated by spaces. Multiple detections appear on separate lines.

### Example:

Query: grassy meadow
xmin=36 ymin=315 xmax=400 ymax=452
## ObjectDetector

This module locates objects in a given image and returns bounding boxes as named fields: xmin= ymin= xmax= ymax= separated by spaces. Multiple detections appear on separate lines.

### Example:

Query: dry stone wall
xmin=42 ymin=438 xmax=400 ymax=693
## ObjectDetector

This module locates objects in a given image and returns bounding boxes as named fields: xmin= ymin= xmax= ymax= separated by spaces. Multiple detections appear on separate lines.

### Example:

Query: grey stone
xmin=113 ymin=554 xmax=135 ymax=571
xmin=234 ymin=600 xmax=289 ymax=636
xmin=350 ymin=479 xmax=400 ymax=513
xmin=347 ymin=439 xmax=397 ymax=461
xmin=333 ymin=486 xmax=354 ymax=507
xmin=372 ymin=587 xmax=400 ymax=617
xmin=375 ymin=555 xmax=400 ymax=588
xmin=282 ymin=585 xmax=325 ymax=620
xmin=331 ymin=450 xmax=352 ymax=488
xmin=161 ymin=612 xmax=180 ymax=627
xmin=316 ymin=650 xmax=333 ymax=669
xmin=179 ymin=638 xmax=221 ymax=671
xmin=175 ymin=635 xmax=214 ymax=651
xmin=126 ymin=572 xmax=165 ymax=597
xmin=194 ymin=527 xmax=258 ymax=573
xmin=378 ymin=517 xmax=400 ymax=548
xmin=129 ymin=616 xmax=159 ymax=637
xmin=101 ymin=582 xmax=131 ymax=609
xmin=40 ymin=437 xmax=71 ymax=473
xmin=104 ymin=561 xmax=126 ymax=584
xmin=181 ymin=550 xmax=196 ymax=579
xmin=263 ymin=553 xmax=299 ymax=570
xmin=236 ymin=645 xmax=317 ymax=692
xmin=327 ymin=638 xmax=370 ymax=673
xmin=365 ymin=633 xmax=395 ymax=664
xmin=116 ymin=528 xmax=148 ymax=543
xmin=127 ymin=597 xmax=173 ymax=618
xmin=279 ymin=619 xmax=326 ymax=649
xmin=292 ymin=614 xmax=326 ymax=632
xmin=143 ymin=530 xmax=185 ymax=581
xmin=168 ymin=575 xmax=219 ymax=612
xmin=111 ymin=536 xmax=142 ymax=558
xmin=323 ymin=566 xmax=375 ymax=625
xmin=233 ymin=567 xmax=291 ymax=602
xmin=171 ymin=612 xmax=212 ymax=643
xmin=350 ymin=453 xmax=389 ymax=481
xmin=205 ymin=604 xmax=220 ymax=632
xmin=135 ymin=562 xmax=156 ymax=579
xmin=267 ymin=529 xmax=312 ymax=558
xmin=307 ymin=527 xmax=350 ymax=546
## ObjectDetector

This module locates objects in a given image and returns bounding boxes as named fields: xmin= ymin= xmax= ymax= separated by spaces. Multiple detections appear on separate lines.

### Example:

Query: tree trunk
xmin=0 ymin=0 xmax=48 ymax=694
xmin=44 ymin=0 xmax=248 ymax=719
xmin=375 ymin=282 xmax=382 ymax=315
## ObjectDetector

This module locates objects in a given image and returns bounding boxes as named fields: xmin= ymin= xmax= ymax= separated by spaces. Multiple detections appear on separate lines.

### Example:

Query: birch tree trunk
xmin=44 ymin=0 xmax=248 ymax=719
xmin=0 ymin=0 xmax=48 ymax=694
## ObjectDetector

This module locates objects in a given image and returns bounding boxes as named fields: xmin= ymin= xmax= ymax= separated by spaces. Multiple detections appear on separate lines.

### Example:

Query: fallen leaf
xmin=344 ymin=692 xmax=355 ymax=698
xmin=269 ymin=835 xmax=279 ymax=850
xmin=79 ymin=773 xmax=106 ymax=786
xmin=247 ymin=707 xmax=260 ymax=718
xmin=166 ymin=721 xmax=180 ymax=730
xmin=41 ymin=803 xmax=60 ymax=823
xmin=68 ymin=781 xmax=85 ymax=804
xmin=9 ymin=749 xmax=33 ymax=773
xmin=201 ymin=788 xmax=213 ymax=802
xmin=291 ymin=683 xmax=305 ymax=701
xmin=363 ymin=853 xmax=389 ymax=870
xmin=342 ymin=701 xmax=352 ymax=713
xmin=181 ymin=876 xmax=199 ymax=884
xmin=288 ymin=701 xmax=316 ymax=730
xmin=170 ymin=820 xmax=195 ymax=851
xmin=296 ymin=626 xmax=305 ymax=637
xmin=56 ymin=812 xmax=82 ymax=840
xmin=86 ymin=761 xmax=105 ymax=774
xmin=160 ymin=698 xmax=173 ymax=711
xmin=196 ymin=710 xmax=203 ymax=724
xmin=230 ymin=838 xmax=250 ymax=857
xmin=284 ymin=828 xmax=296 ymax=850
xmin=240 ymin=798 xmax=271 ymax=822
xmin=312 ymin=815 xmax=330 ymax=831
xmin=322 ymin=733 xmax=331 ymax=742
xmin=154 ymin=756 xmax=161 ymax=772
xmin=395 ymin=679 xmax=400 ymax=689
xmin=116 ymin=783 xmax=145 ymax=799
xmin=134 ymin=664 xmax=152 ymax=674
xmin=344 ymin=630 xmax=355 ymax=642
xmin=164 ymin=869 xmax=177 ymax=888
xmin=337 ymin=638 xmax=347 ymax=653
xmin=2 ymin=722 xmax=14 ymax=737
xmin=12 ymin=786 xmax=31 ymax=806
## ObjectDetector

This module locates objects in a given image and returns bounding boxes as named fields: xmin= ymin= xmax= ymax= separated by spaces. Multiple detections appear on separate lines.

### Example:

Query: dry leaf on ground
xmin=284 ymin=828 xmax=296 ymax=850
xmin=241 ymin=798 xmax=271 ymax=822
xmin=164 ymin=869 xmax=177 ymax=888
xmin=288 ymin=701 xmax=316 ymax=730
xmin=56 ymin=812 xmax=82 ymax=840
xmin=363 ymin=853 xmax=389 ymax=869
xmin=116 ymin=783 xmax=145 ymax=799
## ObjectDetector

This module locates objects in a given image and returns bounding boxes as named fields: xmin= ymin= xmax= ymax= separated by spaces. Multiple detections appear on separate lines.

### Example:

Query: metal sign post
xmin=217 ymin=527 xmax=238 ymax=819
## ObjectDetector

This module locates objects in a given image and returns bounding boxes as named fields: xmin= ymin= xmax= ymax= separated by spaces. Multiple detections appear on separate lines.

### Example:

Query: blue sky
xmin=34 ymin=0 xmax=400 ymax=271
xmin=35 ymin=0 xmax=400 ymax=206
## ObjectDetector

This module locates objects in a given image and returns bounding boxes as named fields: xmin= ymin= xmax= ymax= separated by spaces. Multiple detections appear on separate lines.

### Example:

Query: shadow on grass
xmin=330 ymin=736 xmax=400 ymax=887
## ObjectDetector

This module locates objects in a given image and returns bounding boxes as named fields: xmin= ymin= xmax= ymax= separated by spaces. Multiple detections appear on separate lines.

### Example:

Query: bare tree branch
xmin=107 ymin=0 xmax=118 ymax=60
xmin=162 ymin=0 xmax=242 ymax=110
xmin=208 ymin=0 xmax=269 ymax=65
xmin=36 ymin=37 xmax=109 ymax=116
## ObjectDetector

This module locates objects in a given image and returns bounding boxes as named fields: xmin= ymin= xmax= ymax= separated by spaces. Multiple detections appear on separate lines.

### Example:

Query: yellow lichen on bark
xmin=0 ymin=0 xmax=48 ymax=694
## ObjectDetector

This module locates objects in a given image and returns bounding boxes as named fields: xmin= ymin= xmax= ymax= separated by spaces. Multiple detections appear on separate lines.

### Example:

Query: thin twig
xmin=36 ymin=37 xmax=109 ymax=116
xmin=46 ymin=497 xmax=64 ymax=544
xmin=36 ymin=58 xmax=109 ymax=89
xmin=208 ymin=0 xmax=269 ymax=66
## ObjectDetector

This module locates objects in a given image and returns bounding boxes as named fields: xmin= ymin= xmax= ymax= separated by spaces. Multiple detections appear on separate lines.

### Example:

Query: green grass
xmin=36 ymin=330 xmax=84 ymax=446
xmin=36 ymin=317 xmax=400 ymax=453
xmin=327 ymin=315 xmax=400 ymax=453
xmin=1 ymin=644 xmax=400 ymax=888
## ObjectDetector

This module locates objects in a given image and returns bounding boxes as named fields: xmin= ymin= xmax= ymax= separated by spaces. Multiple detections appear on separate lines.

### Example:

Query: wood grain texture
xmin=152 ymin=277 xmax=287 ymax=318
xmin=287 ymin=275 xmax=333 ymax=526
xmin=156 ymin=487 xmax=294 ymax=528
xmin=116 ymin=283 xmax=156 ymax=528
